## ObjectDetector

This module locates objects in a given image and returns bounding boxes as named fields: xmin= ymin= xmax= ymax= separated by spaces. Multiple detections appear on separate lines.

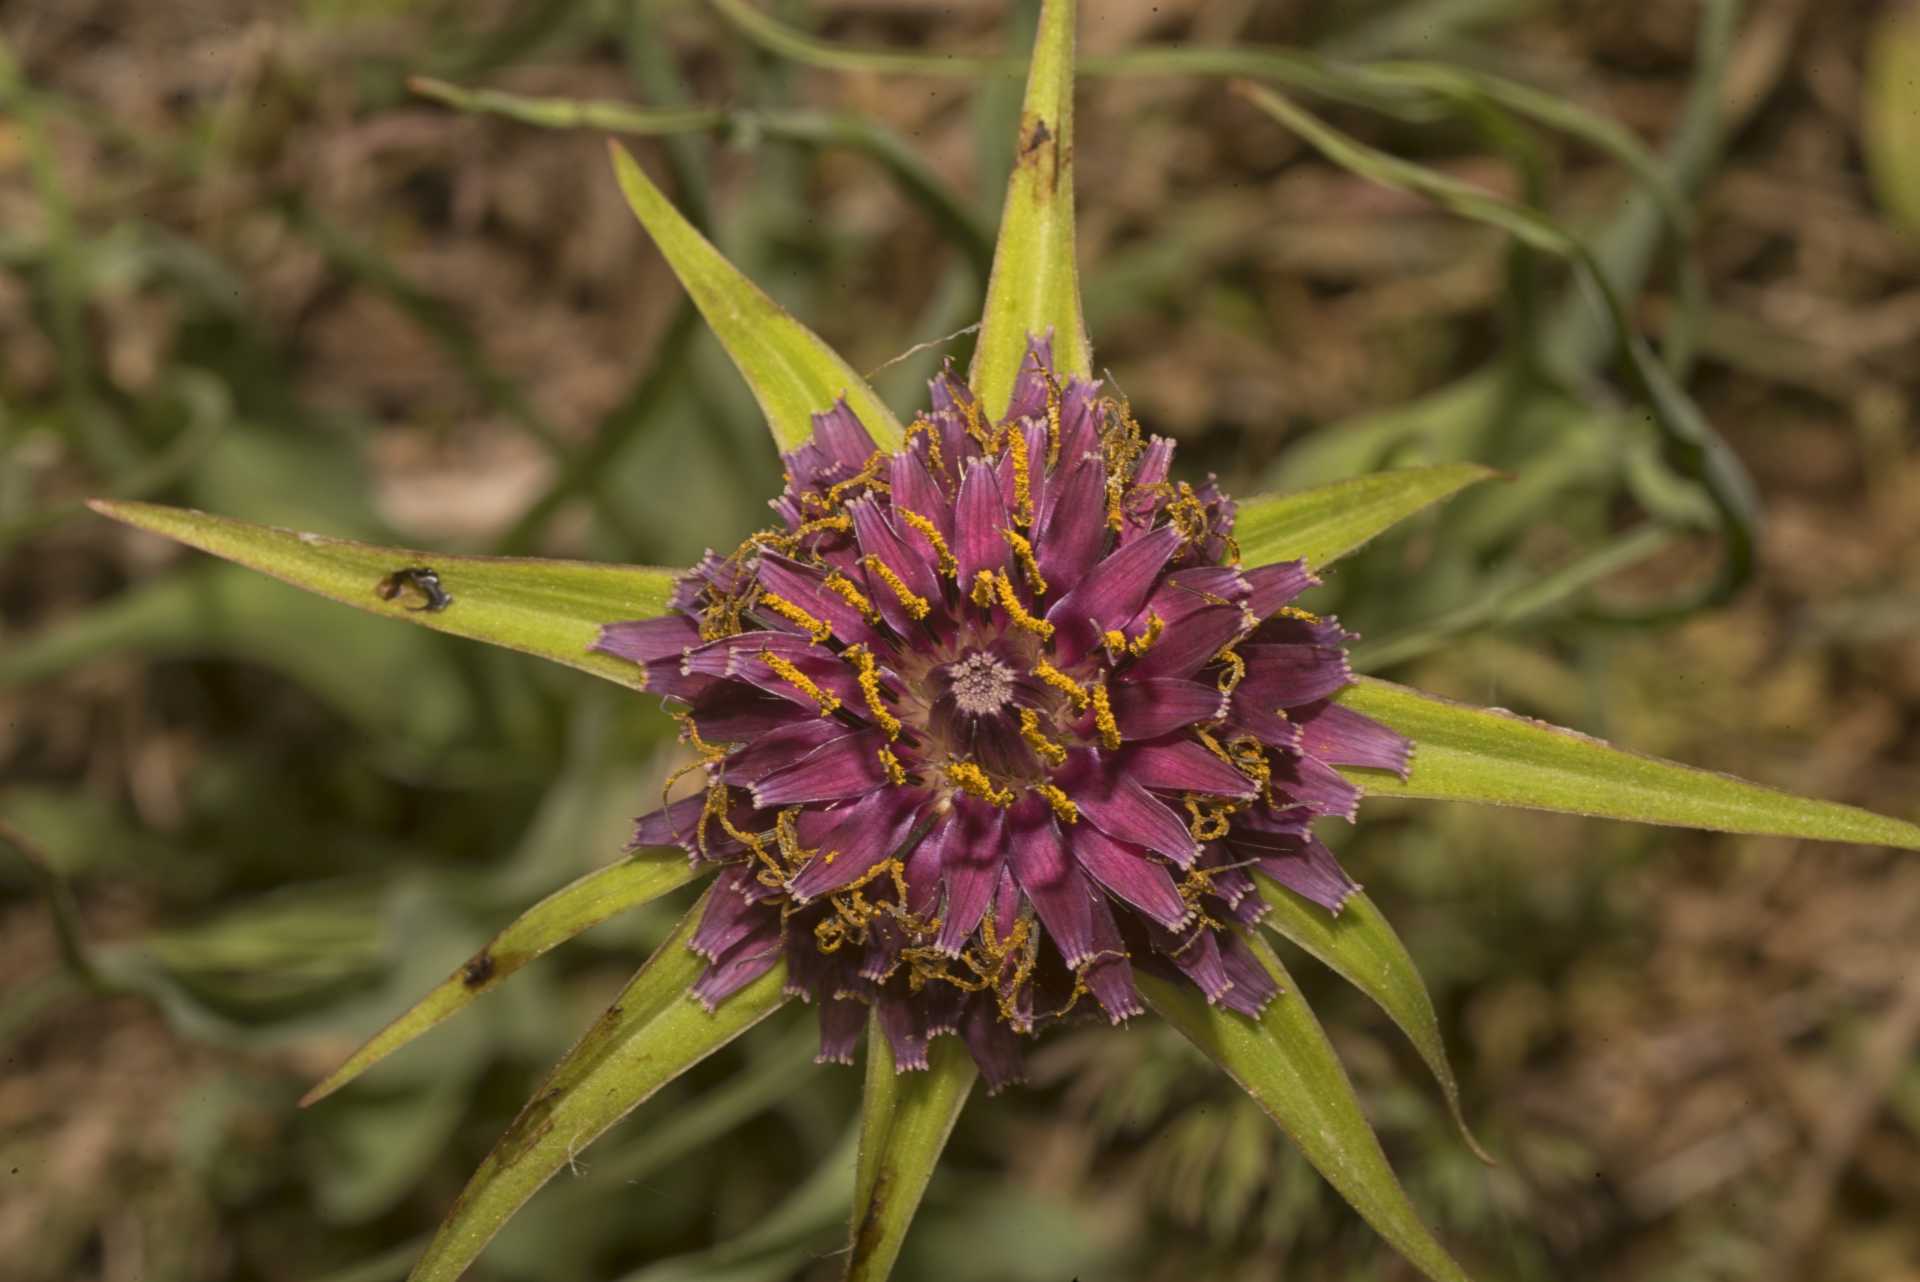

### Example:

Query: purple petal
xmin=1221 ymin=690 xmax=1304 ymax=752
xmin=1237 ymin=642 xmax=1354 ymax=709
xmin=1001 ymin=334 xmax=1056 ymax=423
xmin=787 ymin=789 xmax=927 ymax=903
xmin=1082 ymin=897 xmax=1143 ymax=1022
xmin=1126 ymin=602 xmax=1255 ymax=680
xmin=890 ymin=449 xmax=954 ymax=539
xmin=1157 ymin=923 xmax=1233 ymax=1004
xmin=1242 ymin=560 xmax=1317 ymax=618
xmin=935 ymin=798 xmax=1005 ymax=955
xmin=816 ymin=995 xmax=867 ymax=1065
xmin=1216 ymin=933 xmax=1280 ymax=1017
xmin=1270 ymin=750 xmax=1362 ymax=820
xmin=851 ymin=495 xmax=940 ymax=599
xmin=691 ymin=867 xmax=776 ymax=961
xmin=1122 ymin=738 xmax=1258 ymax=799
xmin=1293 ymin=700 xmax=1413 ymax=777
xmin=688 ymin=685 xmax=800 ymax=743
xmin=953 ymin=458 xmax=1012 ymax=587
xmin=749 ymin=728 xmax=891 ymax=807
xmin=755 ymin=553 xmax=887 ymax=647
xmin=629 ymin=792 xmax=709 ymax=854
xmin=691 ymin=932 xmax=783 ymax=1010
xmin=1005 ymin=798 xmax=1097 ymax=967
xmin=1255 ymin=833 xmax=1359 ymax=913
xmin=1069 ymin=824 xmax=1191 ymax=930
xmin=1060 ymin=748 xmax=1202 ymax=866
xmin=961 ymin=998 xmax=1026 ymax=1092
xmin=592 ymin=615 xmax=697 ymax=664
xmin=1046 ymin=525 xmax=1183 ymax=665
xmin=1106 ymin=677 xmax=1228 ymax=740
xmin=1035 ymin=453 xmax=1110 ymax=588
xmin=1054 ymin=377 xmax=1103 ymax=468
xmin=810 ymin=399 xmax=880 ymax=471
xmin=724 ymin=718 xmax=857 ymax=784
xmin=878 ymin=994 xmax=933 ymax=1071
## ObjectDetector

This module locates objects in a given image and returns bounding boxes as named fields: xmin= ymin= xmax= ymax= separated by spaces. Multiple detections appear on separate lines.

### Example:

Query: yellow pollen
xmin=1032 ymin=782 xmax=1079 ymax=823
xmin=1129 ymin=613 xmax=1164 ymax=655
xmin=862 ymin=555 xmax=931 ymax=620
xmin=877 ymin=746 xmax=908 ymax=786
xmin=759 ymin=592 xmax=831 ymax=643
xmin=906 ymin=417 xmax=946 ymax=480
xmin=822 ymin=570 xmax=881 ymax=623
xmin=1105 ymin=470 xmax=1126 ymax=533
xmin=945 ymin=761 xmax=1013 ymax=807
xmin=759 ymin=649 xmax=841 ymax=715
xmin=792 ymin=513 xmax=853 ymax=541
xmin=1214 ymin=644 xmax=1247 ymax=694
xmin=1002 ymin=528 xmax=1048 ymax=594
xmin=1276 ymin=605 xmax=1320 ymax=623
xmin=961 ymin=395 xmax=992 ymax=446
xmin=1184 ymin=796 xmax=1236 ymax=842
xmin=843 ymin=643 xmax=902 ymax=739
xmin=1005 ymin=423 xmax=1034 ymax=527
xmin=969 ymin=569 xmax=997 ymax=609
xmin=1031 ymin=658 xmax=1090 ymax=710
xmin=984 ymin=570 xmax=1053 ymax=639
xmin=825 ymin=451 xmax=890 ymax=503
xmin=1018 ymin=707 xmax=1068 ymax=767
xmin=1090 ymin=682 xmax=1122 ymax=750
xmin=897 ymin=508 xmax=958 ymax=578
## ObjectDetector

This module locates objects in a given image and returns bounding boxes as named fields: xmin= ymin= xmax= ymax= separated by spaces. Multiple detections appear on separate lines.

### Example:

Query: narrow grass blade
xmin=1340 ymin=677 xmax=1920 ymax=849
xmin=1140 ymin=935 xmax=1475 ymax=1282
xmin=1255 ymin=877 xmax=1489 ymax=1162
xmin=608 ymin=142 xmax=904 ymax=452
xmin=89 ymin=501 xmax=677 ymax=691
xmin=1234 ymin=464 xmax=1498 ymax=571
xmin=302 ymin=848 xmax=702 ymax=1106
xmin=844 ymin=1021 xmax=977 ymax=1282
xmin=406 ymin=893 xmax=789 ymax=1282
xmin=969 ymin=0 xmax=1091 ymax=416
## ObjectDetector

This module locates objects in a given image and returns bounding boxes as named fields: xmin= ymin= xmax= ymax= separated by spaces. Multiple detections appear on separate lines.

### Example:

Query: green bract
xmin=87 ymin=4 xmax=1920 ymax=1280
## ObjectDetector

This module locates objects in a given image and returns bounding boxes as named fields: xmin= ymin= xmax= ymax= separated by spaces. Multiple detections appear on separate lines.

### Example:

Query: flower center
xmin=947 ymin=651 xmax=1017 ymax=716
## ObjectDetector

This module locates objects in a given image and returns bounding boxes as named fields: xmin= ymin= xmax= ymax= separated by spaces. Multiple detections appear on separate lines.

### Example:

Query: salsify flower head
xmin=593 ymin=335 xmax=1410 ymax=1089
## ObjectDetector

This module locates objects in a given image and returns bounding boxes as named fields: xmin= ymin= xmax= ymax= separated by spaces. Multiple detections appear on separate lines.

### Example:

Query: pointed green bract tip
xmin=970 ymin=0 xmax=1091 ymax=419
xmin=606 ymin=141 xmax=904 ymax=454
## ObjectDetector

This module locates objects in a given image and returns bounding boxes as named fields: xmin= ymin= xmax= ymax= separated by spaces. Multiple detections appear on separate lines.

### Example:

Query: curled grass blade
xmin=407 ymin=892 xmax=790 ymax=1282
xmin=845 ymin=1021 xmax=978 ymax=1282
xmin=1341 ymin=677 xmax=1920 ymax=849
xmin=608 ymin=142 xmax=904 ymax=453
xmin=89 ymin=500 xmax=677 ymax=691
xmin=1234 ymin=464 xmax=1499 ymax=572
xmin=970 ymin=0 xmax=1090 ymax=416
xmin=1232 ymin=80 xmax=1758 ymax=611
xmin=302 ymin=847 xmax=701 ymax=1106
xmin=1254 ymin=876 xmax=1489 ymax=1163
xmin=1140 ymin=933 xmax=1475 ymax=1282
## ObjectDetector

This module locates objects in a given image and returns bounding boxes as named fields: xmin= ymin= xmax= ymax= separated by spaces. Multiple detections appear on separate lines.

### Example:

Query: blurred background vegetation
xmin=5 ymin=1 xmax=1920 ymax=1279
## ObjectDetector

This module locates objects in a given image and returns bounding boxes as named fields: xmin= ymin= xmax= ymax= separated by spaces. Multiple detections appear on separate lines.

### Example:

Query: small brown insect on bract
xmin=375 ymin=566 xmax=453 ymax=612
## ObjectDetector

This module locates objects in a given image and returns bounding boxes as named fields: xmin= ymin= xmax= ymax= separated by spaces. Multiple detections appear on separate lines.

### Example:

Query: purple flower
xmin=594 ymin=336 xmax=1410 ymax=1091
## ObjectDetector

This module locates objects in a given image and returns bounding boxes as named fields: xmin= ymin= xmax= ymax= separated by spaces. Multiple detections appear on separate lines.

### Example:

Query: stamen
xmin=1276 ymin=605 xmax=1320 ymax=623
xmin=1031 ymin=658 xmax=1090 ymax=710
xmin=945 ymin=760 xmax=1014 ymax=807
xmin=1002 ymin=528 xmax=1047 ymax=594
xmin=984 ymin=570 xmax=1053 ymax=639
xmin=1090 ymin=683 xmax=1122 ymax=750
xmin=862 ymin=555 xmax=932 ymax=620
xmin=1018 ymin=707 xmax=1068 ymax=767
xmin=1168 ymin=482 xmax=1212 ymax=544
xmin=825 ymin=450 xmax=890 ymax=503
xmin=1005 ymin=424 xmax=1034 ymax=527
xmin=822 ymin=570 xmax=881 ymax=623
xmin=1031 ymin=782 xmax=1079 ymax=823
xmin=961 ymin=394 xmax=992 ymax=447
xmin=759 ymin=649 xmax=841 ymax=715
xmin=1184 ymin=796 xmax=1235 ymax=842
xmin=905 ymin=416 xmax=946 ymax=481
xmin=843 ymin=644 xmax=902 ymax=739
xmin=792 ymin=513 xmax=853 ymax=541
xmin=969 ymin=570 xmax=997 ymax=609
xmin=1128 ymin=612 xmax=1164 ymax=655
xmin=1214 ymin=644 xmax=1247 ymax=694
xmin=877 ymin=746 xmax=908 ymax=786
xmin=759 ymin=592 xmax=831 ymax=643
xmin=897 ymin=508 xmax=959 ymax=579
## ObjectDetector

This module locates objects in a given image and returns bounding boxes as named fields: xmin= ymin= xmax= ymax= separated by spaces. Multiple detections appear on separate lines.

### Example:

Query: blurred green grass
xmin=5 ymin=2 xmax=1920 ymax=1280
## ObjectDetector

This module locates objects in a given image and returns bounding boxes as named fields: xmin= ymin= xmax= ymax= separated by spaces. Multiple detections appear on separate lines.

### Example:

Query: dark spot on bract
xmin=461 ymin=952 xmax=495 ymax=987
xmin=1021 ymin=117 xmax=1053 ymax=157
xmin=375 ymin=566 xmax=453 ymax=613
